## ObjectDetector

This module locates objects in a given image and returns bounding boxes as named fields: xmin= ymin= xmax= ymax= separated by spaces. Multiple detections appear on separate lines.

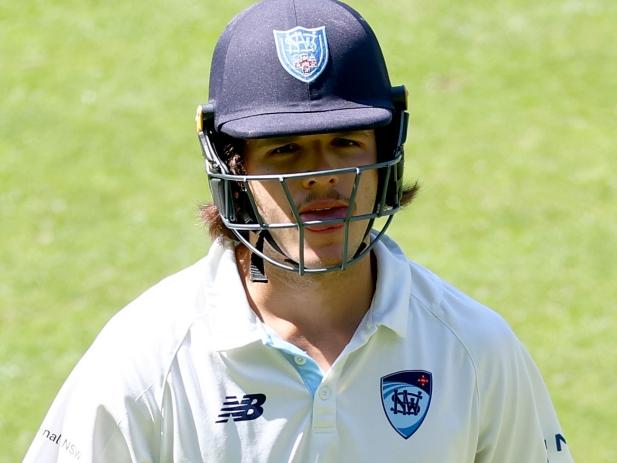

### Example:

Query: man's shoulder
xmin=103 ymin=239 xmax=235 ymax=339
xmin=95 ymin=238 xmax=242 ymax=360
xmin=377 ymin=236 xmax=515 ymax=351
xmin=78 ymin=255 xmax=216 ymax=391
xmin=406 ymin=258 xmax=519 ymax=362
xmin=107 ymin=255 xmax=210 ymax=335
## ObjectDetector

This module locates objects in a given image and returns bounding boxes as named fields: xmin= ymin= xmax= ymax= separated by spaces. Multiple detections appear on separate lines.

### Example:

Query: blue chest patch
xmin=273 ymin=26 xmax=329 ymax=83
xmin=381 ymin=370 xmax=432 ymax=439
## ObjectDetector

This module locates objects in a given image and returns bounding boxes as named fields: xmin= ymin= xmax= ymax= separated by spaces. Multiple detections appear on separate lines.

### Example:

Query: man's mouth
xmin=299 ymin=201 xmax=350 ymax=232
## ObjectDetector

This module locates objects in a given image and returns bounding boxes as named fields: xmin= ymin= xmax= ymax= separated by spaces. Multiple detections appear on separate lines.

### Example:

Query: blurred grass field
xmin=1 ymin=0 xmax=615 ymax=461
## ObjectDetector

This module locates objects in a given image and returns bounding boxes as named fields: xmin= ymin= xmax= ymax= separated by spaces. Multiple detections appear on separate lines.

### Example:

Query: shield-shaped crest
xmin=381 ymin=370 xmax=432 ymax=439
xmin=273 ymin=26 xmax=329 ymax=83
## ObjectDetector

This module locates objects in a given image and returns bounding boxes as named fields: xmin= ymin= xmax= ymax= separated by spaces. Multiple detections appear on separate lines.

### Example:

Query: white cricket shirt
xmin=23 ymin=236 xmax=574 ymax=462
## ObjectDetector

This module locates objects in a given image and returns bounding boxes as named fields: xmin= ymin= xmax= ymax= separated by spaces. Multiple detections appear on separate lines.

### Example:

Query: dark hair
xmin=199 ymin=133 xmax=420 ymax=241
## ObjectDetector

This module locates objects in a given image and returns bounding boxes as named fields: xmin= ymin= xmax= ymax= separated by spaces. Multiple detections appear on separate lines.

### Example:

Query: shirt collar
xmin=365 ymin=234 xmax=412 ymax=339
xmin=203 ymin=235 xmax=412 ymax=351
xmin=202 ymin=239 xmax=264 ymax=351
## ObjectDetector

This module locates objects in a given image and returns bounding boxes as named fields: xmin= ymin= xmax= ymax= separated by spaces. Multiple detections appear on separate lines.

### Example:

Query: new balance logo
xmin=216 ymin=393 xmax=267 ymax=423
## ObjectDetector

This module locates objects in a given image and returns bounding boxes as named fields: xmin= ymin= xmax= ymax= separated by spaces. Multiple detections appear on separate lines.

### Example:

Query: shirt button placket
xmin=313 ymin=383 xmax=336 ymax=432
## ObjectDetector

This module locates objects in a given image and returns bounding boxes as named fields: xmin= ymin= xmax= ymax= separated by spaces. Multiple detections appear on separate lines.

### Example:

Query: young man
xmin=24 ymin=0 xmax=574 ymax=461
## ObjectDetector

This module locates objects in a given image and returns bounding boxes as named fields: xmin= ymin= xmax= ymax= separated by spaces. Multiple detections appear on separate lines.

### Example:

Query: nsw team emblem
xmin=273 ymin=26 xmax=329 ymax=83
xmin=381 ymin=370 xmax=432 ymax=439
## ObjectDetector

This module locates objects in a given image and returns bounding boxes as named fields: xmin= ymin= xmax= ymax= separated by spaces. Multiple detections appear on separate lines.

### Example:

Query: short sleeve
xmin=22 ymin=327 xmax=161 ymax=462
xmin=475 ymin=334 xmax=574 ymax=463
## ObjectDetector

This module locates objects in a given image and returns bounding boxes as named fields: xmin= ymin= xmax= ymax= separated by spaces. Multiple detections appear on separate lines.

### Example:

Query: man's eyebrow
xmin=250 ymin=136 xmax=298 ymax=148
xmin=332 ymin=130 xmax=372 ymax=138
xmin=249 ymin=130 xmax=372 ymax=148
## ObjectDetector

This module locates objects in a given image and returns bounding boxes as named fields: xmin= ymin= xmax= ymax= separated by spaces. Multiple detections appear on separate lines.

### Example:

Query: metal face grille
xmin=209 ymin=156 xmax=402 ymax=274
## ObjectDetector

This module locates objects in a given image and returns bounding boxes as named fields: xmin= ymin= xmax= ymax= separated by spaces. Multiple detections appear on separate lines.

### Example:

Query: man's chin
xmin=265 ymin=229 xmax=368 ymax=271
xmin=291 ymin=243 xmax=365 ymax=271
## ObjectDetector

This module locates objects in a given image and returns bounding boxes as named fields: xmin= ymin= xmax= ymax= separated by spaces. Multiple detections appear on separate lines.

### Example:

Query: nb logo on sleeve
xmin=215 ymin=393 xmax=267 ymax=423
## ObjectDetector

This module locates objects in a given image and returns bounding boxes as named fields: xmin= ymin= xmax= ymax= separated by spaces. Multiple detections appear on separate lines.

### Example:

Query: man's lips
xmin=298 ymin=201 xmax=349 ymax=231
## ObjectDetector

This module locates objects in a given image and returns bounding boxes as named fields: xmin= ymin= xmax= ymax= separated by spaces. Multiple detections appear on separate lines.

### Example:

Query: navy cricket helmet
xmin=196 ymin=0 xmax=409 ymax=275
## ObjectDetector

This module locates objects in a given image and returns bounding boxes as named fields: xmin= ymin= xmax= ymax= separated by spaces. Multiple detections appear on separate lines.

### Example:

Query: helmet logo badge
xmin=273 ymin=26 xmax=329 ymax=83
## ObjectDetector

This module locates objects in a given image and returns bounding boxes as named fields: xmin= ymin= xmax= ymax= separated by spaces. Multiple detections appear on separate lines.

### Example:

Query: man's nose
xmin=301 ymin=146 xmax=340 ymax=189
xmin=302 ymin=170 xmax=339 ymax=189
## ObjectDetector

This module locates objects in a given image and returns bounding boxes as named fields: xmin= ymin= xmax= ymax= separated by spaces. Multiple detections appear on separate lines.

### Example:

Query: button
xmin=318 ymin=386 xmax=331 ymax=400
xmin=294 ymin=355 xmax=306 ymax=366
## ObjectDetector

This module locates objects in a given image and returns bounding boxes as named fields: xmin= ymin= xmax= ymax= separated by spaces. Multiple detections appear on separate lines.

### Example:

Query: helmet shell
xmin=208 ymin=0 xmax=394 ymax=138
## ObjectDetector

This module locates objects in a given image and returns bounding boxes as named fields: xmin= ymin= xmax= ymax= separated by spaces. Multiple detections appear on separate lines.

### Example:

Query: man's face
xmin=243 ymin=130 xmax=378 ymax=270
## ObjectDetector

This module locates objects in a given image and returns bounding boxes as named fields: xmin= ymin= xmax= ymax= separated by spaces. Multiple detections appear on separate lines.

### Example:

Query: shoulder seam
xmin=411 ymin=292 xmax=482 ymax=433
xmin=160 ymin=315 xmax=199 ymax=408
xmin=103 ymin=316 xmax=197 ymax=438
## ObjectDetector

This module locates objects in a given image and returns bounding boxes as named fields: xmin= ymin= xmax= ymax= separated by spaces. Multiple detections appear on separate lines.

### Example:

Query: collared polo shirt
xmin=23 ymin=236 xmax=574 ymax=462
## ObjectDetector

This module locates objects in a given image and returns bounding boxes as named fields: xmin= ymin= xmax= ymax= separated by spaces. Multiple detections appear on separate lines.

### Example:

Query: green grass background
xmin=1 ymin=0 xmax=615 ymax=461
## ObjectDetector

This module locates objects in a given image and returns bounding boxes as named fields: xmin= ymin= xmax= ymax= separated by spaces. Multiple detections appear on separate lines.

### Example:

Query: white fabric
xmin=23 ymin=236 xmax=574 ymax=462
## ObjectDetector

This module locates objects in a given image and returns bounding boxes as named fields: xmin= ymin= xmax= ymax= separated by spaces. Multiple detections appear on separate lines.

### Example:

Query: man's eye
xmin=269 ymin=144 xmax=298 ymax=155
xmin=332 ymin=138 xmax=359 ymax=148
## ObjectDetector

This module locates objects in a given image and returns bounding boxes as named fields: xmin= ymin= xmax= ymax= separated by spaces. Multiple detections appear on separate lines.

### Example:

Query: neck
xmin=235 ymin=246 xmax=376 ymax=370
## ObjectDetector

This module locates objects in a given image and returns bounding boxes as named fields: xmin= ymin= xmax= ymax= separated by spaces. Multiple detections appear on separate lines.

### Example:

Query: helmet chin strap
xmin=248 ymin=230 xmax=291 ymax=283
xmin=249 ymin=233 xmax=269 ymax=283
xmin=248 ymin=230 xmax=295 ymax=283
